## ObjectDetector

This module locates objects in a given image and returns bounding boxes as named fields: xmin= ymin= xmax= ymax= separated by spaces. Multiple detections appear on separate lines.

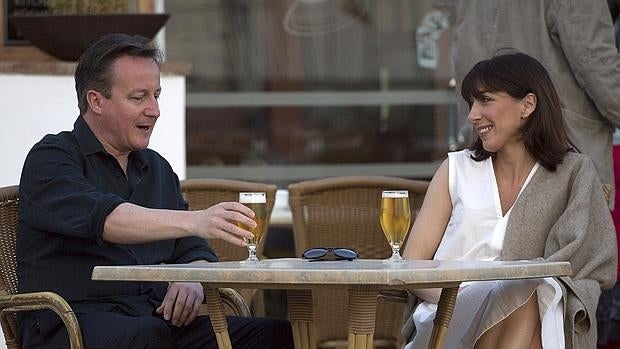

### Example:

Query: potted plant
xmin=9 ymin=0 xmax=169 ymax=61
xmin=47 ymin=0 xmax=130 ymax=14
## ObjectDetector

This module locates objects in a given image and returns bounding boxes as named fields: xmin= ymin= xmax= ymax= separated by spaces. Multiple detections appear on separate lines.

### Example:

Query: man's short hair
xmin=75 ymin=33 xmax=164 ymax=115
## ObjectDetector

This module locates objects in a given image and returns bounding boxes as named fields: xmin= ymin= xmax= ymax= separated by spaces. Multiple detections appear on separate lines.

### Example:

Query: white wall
xmin=0 ymin=73 xmax=186 ymax=187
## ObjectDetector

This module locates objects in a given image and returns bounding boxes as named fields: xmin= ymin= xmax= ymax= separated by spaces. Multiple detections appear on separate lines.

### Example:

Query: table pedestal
xmin=347 ymin=286 xmax=379 ymax=349
xmin=287 ymin=289 xmax=317 ymax=349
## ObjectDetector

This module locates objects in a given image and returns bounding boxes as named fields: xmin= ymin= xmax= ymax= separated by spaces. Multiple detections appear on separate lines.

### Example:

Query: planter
xmin=9 ymin=14 xmax=169 ymax=61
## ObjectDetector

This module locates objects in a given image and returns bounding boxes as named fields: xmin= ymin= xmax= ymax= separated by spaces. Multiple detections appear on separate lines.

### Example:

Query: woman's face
xmin=467 ymin=90 xmax=530 ymax=153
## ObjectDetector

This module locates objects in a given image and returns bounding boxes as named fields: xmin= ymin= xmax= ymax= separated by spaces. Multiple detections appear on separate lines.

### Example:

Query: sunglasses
xmin=301 ymin=247 xmax=359 ymax=261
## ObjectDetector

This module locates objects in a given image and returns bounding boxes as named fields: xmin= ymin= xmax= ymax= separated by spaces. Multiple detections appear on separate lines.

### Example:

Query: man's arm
xmin=103 ymin=201 xmax=256 ymax=246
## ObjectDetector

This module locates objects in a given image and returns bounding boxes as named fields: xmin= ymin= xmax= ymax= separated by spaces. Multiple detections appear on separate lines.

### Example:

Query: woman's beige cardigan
xmin=402 ymin=152 xmax=617 ymax=348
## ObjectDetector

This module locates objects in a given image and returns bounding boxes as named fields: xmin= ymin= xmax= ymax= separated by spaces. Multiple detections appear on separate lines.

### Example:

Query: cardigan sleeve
xmin=545 ymin=158 xmax=616 ymax=347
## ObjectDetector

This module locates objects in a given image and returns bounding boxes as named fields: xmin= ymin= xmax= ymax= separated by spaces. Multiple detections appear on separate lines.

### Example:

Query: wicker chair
xmin=0 ymin=185 xmax=250 ymax=349
xmin=0 ymin=185 xmax=83 ymax=348
xmin=180 ymin=178 xmax=278 ymax=315
xmin=288 ymin=176 xmax=429 ymax=349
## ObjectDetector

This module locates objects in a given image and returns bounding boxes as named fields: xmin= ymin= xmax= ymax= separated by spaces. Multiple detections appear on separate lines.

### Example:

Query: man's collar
xmin=129 ymin=150 xmax=148 ymax=171
xmin=74 ymin=116 xmax=105 ymax=155
xmin=74 ymin=116 xmax=149 ymax=171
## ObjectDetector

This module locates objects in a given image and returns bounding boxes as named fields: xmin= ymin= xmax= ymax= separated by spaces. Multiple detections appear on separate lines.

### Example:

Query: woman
xmin=402 ymin=52 xmax=617 ymax=348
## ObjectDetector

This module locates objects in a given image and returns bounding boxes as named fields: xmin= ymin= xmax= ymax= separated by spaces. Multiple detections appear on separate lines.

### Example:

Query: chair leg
xmin=0 ymin=311 xmax=19 ymax=349
xmin=203 ymin=286 xmax=233 ymax=349
xmin=428 ymin=286 xmax=459 ymax=349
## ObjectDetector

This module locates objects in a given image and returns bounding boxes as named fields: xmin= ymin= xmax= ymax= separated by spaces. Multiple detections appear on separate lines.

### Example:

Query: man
xmin=17 ymin=33 xmax=293 ymax=349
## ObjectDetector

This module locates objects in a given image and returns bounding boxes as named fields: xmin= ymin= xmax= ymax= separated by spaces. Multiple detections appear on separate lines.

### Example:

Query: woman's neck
xmin=493 ymin=147 xmax=536 ymax=215
xmin=494 ymin=157 xmax=535 ymax=186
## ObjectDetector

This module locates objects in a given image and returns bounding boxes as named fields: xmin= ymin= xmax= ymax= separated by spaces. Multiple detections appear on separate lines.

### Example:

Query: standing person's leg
xmin=173 ymin=315 xmax=294 ymax=349
xmin=597 ymin=142 xmax=620 ymax=348
xmin=20 ymin=311 xmax=174 ymax=349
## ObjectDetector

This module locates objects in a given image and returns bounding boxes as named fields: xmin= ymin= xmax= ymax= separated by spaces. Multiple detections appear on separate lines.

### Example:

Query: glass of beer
xmin=380 ymin=190 xmax=411 ymax=263
xmin=238 ymin=192 xmax=267 ymax=264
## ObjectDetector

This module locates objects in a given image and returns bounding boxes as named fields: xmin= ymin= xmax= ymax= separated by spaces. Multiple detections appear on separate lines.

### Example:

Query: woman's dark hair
xmin=75 ymin=33 xmax=164 ymax=115
xmin=461 ymin=50 xmax=568 ymax=171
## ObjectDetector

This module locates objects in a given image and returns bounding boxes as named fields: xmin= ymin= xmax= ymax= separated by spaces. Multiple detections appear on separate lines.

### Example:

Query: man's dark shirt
xmin=17 ymin=116 xmax=217 ymax=324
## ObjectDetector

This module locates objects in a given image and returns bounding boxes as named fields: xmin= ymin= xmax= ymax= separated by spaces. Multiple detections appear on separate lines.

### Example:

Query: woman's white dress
xmin=404 ymin=149 xmax=565 ymax=349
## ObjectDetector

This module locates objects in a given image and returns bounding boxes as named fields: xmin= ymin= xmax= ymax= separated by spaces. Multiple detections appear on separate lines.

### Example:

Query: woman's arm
xmin=403 ymin=158 xmax=452 ymax=260
xmin=402 ymin=158 xmax=453 ymax=303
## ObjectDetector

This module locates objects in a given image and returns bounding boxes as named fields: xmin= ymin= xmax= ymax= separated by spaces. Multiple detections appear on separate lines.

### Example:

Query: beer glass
xmin=380 ymin=190 xmax=411 ymax=263
xmin=238 ymin=192 xmax=267 ymax=263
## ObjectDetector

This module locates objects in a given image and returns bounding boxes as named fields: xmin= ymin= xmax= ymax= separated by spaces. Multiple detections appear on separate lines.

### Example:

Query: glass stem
xmin=391 ymin=243 xmax=402 ymax=260
xmin=248 ymin=244 xmax=258 ymax=261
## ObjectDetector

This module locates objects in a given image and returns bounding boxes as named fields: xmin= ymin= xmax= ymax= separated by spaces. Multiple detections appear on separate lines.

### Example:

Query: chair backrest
xmin=0 ymin=185 xmax=21 ymax=346
xmin=0 ymin=185 xmax=19 ymax=296
xmin=180 ymin=178 xmax=278 ymax=261
xmin=288 ymin=176 xmax=429 ymax=348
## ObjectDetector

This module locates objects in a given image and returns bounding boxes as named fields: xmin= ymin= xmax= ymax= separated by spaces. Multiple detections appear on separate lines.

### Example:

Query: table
xmin=92 ymin=258 xmax=571 ymax=349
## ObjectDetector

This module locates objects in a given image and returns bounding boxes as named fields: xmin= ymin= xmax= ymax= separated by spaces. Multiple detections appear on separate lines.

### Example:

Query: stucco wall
xmin=0 ymin=73 xmax=186 ymax=187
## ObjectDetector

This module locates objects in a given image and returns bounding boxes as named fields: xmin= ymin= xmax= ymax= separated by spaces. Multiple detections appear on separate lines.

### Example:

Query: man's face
xmin=97 ymin=55 xmax=161 ymax=156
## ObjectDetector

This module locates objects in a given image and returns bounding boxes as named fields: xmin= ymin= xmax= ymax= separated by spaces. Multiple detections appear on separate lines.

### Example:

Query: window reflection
xmin=164 ymin=0 xmax=458 ymax=183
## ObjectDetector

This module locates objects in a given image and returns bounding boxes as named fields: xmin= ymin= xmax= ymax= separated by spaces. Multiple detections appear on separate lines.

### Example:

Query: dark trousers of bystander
xmin=597 ymin=144 xmax=620 ymax=348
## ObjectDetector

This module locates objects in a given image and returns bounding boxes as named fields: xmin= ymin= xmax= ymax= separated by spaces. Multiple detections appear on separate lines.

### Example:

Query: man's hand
xmin=193 ymin=202 xmax=257 ymax=247
xmin=156 ymin=282 xmax=204 ymax=326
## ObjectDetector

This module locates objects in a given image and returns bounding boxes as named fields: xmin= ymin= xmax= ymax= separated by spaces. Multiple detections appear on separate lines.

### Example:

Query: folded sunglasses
xmin=301 ymin=247 xmax=359 ymax=261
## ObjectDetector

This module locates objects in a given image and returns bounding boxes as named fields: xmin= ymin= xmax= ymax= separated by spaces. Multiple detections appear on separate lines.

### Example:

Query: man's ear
xmin=522 ymin=93 xmax=537 ymax=119
xmin=87 ymin=90 xmax=103 ymax=114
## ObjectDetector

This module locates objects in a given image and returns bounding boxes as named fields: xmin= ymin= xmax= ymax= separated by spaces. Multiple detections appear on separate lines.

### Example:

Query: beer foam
xmin=382 ymin=190 xmax=408 ymax=198
xmin=239 ymin=192 xmax=267 ymax=203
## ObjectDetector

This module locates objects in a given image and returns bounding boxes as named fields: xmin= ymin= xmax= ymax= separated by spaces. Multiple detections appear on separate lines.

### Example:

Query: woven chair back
xmin=0 ymin=185 xmax=21 ymax=346
xmin=288 ymin=176 xmax=429 ymax=349
xmin=180 ymin=178 xmax=277 ymax=261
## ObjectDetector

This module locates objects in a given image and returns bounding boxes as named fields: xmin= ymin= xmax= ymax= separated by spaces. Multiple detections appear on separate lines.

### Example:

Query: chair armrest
xmin=0 ymin=288 xmax=249 ymax=349
xmin=0 ymin=291 xmax=84 ymax=349
xmin=199 ymin=288 xmax=251 ymax=318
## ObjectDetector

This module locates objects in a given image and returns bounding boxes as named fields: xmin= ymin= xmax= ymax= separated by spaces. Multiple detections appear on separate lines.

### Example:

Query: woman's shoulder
xmin=448 ymin=148 xmax=473 ymax=158
xmin=535 ymin=151 xmax=600 ymax=191
xmin=563 ymin=151 xmax=590 ymax=162
xmin=448 ymin=148 xmax=489 ymax=168
xmin=446 ymin=149 xmax=492 ymax=185
xmin=448 ymin=148 xmax=473 ymax=164
xmin=558 ymin=151 xmax=597 ymax=174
